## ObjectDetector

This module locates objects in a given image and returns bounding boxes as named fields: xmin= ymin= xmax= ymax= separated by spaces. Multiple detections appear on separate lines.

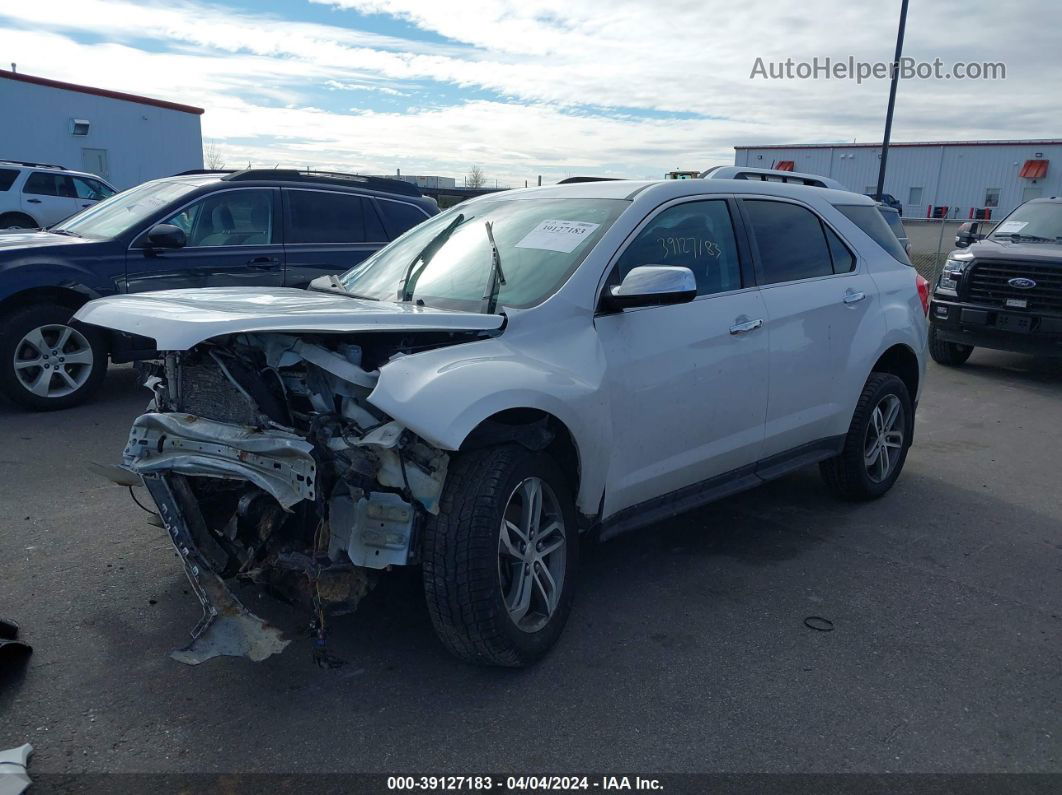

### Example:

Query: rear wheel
xmin=0 ymin=212 xmax=38 ymax=230
xmin=820 ymin=372 xmax=912 ymax=500
xmin=928 ymin=325 xmax=973 ymax=366
xmin=422 ymin=444 xmax=578 ymax=667
xmin=0 ymin=304 xmax=108 ymax=410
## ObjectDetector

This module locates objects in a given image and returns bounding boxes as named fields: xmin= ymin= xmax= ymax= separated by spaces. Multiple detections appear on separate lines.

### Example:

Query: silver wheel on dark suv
xmin=0 ymin=304 xmax=108 ymax=410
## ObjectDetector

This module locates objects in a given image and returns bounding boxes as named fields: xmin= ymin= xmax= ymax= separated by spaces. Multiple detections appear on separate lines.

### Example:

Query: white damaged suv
xmin=77 ymin=178 xmax=928 ymax=667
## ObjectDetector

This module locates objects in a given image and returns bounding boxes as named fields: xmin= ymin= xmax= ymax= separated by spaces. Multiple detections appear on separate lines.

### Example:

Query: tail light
xmin=916 ymin=273 xmax=930 ymax=316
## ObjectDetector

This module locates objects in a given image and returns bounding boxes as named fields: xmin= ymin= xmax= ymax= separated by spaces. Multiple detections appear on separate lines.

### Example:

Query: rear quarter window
xmin=378 ymin=200 xmax=431 ymax=238
xmin=835 ymin=204 xmax=911 ymax=265
xmin=0 ymin=169 xmax=18 ymax=191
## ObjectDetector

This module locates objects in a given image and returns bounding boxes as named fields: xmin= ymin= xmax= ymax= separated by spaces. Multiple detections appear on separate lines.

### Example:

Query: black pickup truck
xmin=928 ymin=197 xmax=1062 ymax=365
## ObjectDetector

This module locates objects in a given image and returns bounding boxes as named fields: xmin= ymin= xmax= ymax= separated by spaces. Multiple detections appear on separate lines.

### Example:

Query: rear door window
xmin=285 ymin=189 xmax=385 ymax=244
xmin=378 ymin=199 xmax=431 ymax=238
xmin=23 ymin=172 xmax=60 ymax=196
xmin=743 ymin=199 xmax=833 ymax=284
xmin=0 ymin=169 xmax=18 ymax=191
xmin=835 ymin=204 xmax=910 ymax=264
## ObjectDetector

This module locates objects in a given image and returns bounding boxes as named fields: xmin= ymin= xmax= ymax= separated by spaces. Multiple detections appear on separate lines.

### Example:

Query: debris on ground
xmin=0 ymin=743 xmax=33 ymax=795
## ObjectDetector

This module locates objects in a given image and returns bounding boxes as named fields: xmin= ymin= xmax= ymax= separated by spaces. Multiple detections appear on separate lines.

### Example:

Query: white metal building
xmin=372 ymin=173 xmax=458 ymax=189
xmin=734 ymin=139 xmax=1062 ymax=220
xmin=0 ymin=69 xmax=204 ymax=189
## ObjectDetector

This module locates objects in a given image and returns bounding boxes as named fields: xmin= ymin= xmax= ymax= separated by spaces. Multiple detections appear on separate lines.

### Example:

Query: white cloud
xmin=1 ymin=0 xmax=1059 ymax=185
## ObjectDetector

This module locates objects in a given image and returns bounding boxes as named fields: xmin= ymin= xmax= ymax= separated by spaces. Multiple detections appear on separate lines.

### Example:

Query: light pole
xmin=875 ymin=0 xmax=910 ymax=201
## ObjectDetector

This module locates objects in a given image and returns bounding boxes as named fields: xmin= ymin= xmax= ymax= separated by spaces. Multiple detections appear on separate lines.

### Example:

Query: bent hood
xmin=74 ymin=286 xmax=504 ymax=350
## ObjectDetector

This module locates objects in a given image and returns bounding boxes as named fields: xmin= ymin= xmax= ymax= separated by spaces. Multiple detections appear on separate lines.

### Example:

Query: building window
xmin=984 ymin=188 xmax=1000 ymax=208
xmin=908 ymin=187 xmax=923 ymax=206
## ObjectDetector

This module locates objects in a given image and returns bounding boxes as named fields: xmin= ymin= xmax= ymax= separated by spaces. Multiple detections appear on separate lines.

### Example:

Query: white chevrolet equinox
xmin=77 ymin=178 xmax=929 ymax=667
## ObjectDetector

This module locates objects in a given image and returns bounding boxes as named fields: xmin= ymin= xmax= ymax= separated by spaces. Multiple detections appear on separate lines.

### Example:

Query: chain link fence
xmin=903 ymin=218 xmax=995 ymax=284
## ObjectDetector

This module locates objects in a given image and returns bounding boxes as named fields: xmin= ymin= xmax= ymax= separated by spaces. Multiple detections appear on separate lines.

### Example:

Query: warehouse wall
xmin=0 ymin=78 xmax=203 ymax=189
xmin=734 ymin=143 xmax=1062 ymax=219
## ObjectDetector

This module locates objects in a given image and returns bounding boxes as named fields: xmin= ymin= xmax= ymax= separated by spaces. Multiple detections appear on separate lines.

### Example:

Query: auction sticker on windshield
xmin=515 ymin=220 xmax=600 ymax=253
xmin=995 ymin=220 xmax=1028 ymax=235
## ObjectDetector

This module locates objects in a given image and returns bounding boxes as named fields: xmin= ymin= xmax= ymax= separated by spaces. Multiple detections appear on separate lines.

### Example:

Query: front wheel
xmin=820 ymin=372 xmax=913 ymax=500
xmin=422 ymin=444 xmax=578 ymax=667
xmin=0 ymin=304 xmax=108 ymax=411
xmin=928 ymin=325 xmax=973 ymax=366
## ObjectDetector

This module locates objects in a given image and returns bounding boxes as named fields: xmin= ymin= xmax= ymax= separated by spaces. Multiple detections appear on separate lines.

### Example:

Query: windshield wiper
xmin=400 ymin=213 xmax=465 ymax=302
xmin=480 ymin=220 xmax=507 ymax=315
xmin=996 ymin=233 xmax=1053 ymax=243
xmin=48 ymin=229 xmax=80 ymax=237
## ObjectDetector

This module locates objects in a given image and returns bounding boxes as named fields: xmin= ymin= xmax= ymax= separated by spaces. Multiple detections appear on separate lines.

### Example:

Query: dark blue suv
xmin=0 ymin=169 xmax=438 ymax=410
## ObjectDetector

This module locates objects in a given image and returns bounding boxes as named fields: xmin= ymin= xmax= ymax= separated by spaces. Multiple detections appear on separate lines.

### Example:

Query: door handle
xmin=843 ymin=289 xmax=866 ymax=304
xmin=246 ymin=256 xmax=281 ymax=269
xmin=729 ymin=318 xmax=764 ymax=335
xmin=26 ymin=198 xmax=41 ymax=204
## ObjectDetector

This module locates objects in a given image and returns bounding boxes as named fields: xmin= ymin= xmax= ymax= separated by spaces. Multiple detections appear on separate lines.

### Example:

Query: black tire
xmin=0 ymin=304 xmax=108 ymax=411
xmin=422 ymin=444 xmax=579 ymax=667
xmin=0 ymin=212 xmax=38 ymax=230
xmin=820 ymin=372 xmax=913 ymax=501
xmin=928 ymin=324 xmax=973 ymax=366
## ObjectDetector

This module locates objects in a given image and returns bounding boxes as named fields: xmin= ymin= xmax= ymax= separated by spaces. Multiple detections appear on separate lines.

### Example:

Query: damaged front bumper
xmin=124 ymin=412 xmax=317 ymax=510
xmin=143 ymin=473 xmax=291 ymax=665
xmin=119 ymin=401 xmax=448 ymax=665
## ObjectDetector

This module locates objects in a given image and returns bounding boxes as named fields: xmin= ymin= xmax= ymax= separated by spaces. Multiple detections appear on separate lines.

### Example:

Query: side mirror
xmin=145 ymin=223 xmax=186 ymax=250
xmin=954 ymin=221 xmax=981 ymax=249
xmin=605 ymin=266 xmax=697 ymax=311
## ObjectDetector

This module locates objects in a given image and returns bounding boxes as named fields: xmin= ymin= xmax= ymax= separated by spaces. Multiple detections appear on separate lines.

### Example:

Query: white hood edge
xmin=74 ymin=287 xmax=504 ymax=350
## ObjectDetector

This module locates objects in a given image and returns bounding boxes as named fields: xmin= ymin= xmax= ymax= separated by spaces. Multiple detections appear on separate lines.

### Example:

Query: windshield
xmin=338 ymin=197 xmax=627 ymax=311
xmin=53 ymin=180 xmax=202 ymax=239
xmin=989 ymin=201 xmax=1062 ymax=241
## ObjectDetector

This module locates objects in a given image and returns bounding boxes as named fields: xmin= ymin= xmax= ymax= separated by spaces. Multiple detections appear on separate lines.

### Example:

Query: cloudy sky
xmin=1 ymin=0 xmax=1056 ymax=185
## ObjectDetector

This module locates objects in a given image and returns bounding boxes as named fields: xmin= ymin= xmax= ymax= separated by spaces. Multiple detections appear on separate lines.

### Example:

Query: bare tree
xmin=203 ymin=140 xmax=226 ymax=170
xmin=466 ymin=164 xmax=486 ymax=188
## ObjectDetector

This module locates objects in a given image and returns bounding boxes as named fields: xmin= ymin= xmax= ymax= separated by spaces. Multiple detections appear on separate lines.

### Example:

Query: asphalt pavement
xmin=1 ymin=353 xmax=1059 ymax=776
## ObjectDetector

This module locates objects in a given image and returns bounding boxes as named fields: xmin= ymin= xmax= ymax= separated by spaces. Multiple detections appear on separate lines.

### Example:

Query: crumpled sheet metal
xmin=144 ymin=474 xmax=290 ymax=665
xmin=123 ymin=412 xmax=316 ymax=509
xmin=0 ymin=744 xmax=32 ymax=795
xmin=349 ymin=421 xmax=449 ymax=515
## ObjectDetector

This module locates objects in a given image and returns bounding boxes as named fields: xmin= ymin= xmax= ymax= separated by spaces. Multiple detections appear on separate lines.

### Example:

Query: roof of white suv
xmin=474 ymin=178 xmax=876 ymax=206
xmin=0 ymin=160 xmax=114 ymax=184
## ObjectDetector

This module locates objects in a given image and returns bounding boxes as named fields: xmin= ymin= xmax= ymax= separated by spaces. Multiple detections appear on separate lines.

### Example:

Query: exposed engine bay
xmin=120 ymin=329 xmax=492 ymax=666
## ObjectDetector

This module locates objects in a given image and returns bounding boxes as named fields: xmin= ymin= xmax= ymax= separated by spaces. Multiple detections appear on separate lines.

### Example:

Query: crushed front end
xmin=120 ymin=331 xmax=469 ymax=665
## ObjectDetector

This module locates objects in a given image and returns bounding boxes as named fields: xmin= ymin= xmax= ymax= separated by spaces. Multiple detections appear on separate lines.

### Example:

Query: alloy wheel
xmin=497 ymin=477 xmax=567 ymax=633
xmin=13 ymin=323 xmax=95 ymax=399
xmin=864 ymin=394 xmax=905 ymax=483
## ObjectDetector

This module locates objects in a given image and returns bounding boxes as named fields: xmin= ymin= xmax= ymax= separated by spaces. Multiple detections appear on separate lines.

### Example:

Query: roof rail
xmin=173 ymin=168 xmax=235 ymax=176
xmin=557 ymin=176 xmax=621 ymax=184
xmin=0 ymin=160 xmax=68 ymax=170
xmin=222 ymin=168 xmax=423 ymax=197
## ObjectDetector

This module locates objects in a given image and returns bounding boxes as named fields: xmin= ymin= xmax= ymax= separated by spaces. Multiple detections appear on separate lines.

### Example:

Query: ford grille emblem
xmin=1008 ymin=277 xmax=1037 ymax=289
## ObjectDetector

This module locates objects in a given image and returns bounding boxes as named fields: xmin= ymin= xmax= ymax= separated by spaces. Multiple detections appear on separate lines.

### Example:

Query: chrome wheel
xmin=497 ymin=477 xmax=567 ymax=633
xmin=13 ymin=323 xmax=94 ymax=398
xmin=864 ymin=394 xmax=904 ymax=483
